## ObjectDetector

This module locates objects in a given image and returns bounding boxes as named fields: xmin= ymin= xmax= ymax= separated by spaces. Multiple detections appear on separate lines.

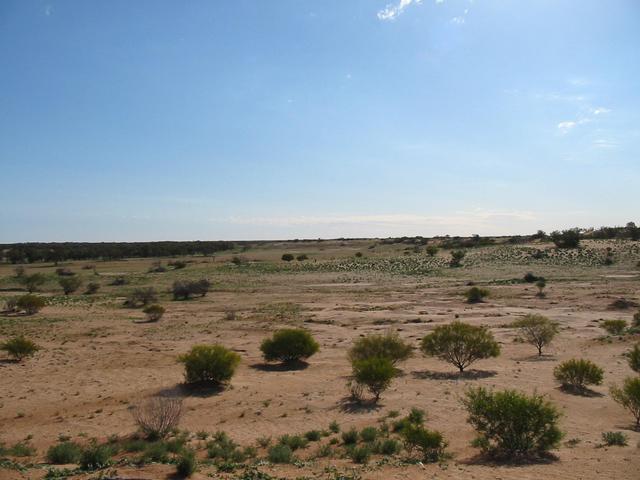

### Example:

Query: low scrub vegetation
xmin=350 ymin=356 xmax=396 ymax=402
xmin=601 ymin=319 xmax=627 ymax=335
xmin=131 ymin=395 xmax=183 ymax=440
xmin=16 ymin=294 xmax=46 ymax=315
xmin=462 ymin=386 xmax=563 ymax=459
xmin=172 ymin=279 xmax=210 ymax=300
xmin=178 ymin=344 xmax=241 ymax=387
xmin=125 ymin=287 xmax=158 ymax=308
xmin=348 ymin=331 xmax=412 ymax=366
xmin=421 ymin=321 xmax=500 ymax=373
xmin=58 ymin=276 xmax=82 ymax=295
xmin=260 ymin=329 xmax=319 ymax=364
xmin=553 ymin=359 xmax=604 ymax=392
xmin=142 ymin=304 xmax=165 ymax=322
xmin=46 ymin=441 xmax=82 ymax=464
xmin=601 ymin=431 xmax=627 ymax=447
xmin=627 ymin=344 xmax=640 ymax=372
xmin=610 ymin=377 xmax=640 ymax=430
xmin=465 ymin=286 xmax=489 ymax=303
xmin=1 ymin=336 xmax=39 ymax=361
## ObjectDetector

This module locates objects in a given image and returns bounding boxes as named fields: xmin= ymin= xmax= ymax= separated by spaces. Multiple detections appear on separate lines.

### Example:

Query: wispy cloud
xmin=557 ymin=106 xmax=610 ymax=135
xmin=377 ymin=0 xmax=423 ymax=21
xmin=44 ymin=5 xmax=53 ymax=16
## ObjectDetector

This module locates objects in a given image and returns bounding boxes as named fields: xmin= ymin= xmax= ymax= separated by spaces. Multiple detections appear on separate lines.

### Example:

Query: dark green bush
xmin=449 ymin=250 xmax=465 ymax=267
xmin=627 ymin=344 xmax=640 ymax=373
xmin=176 ymin=448 xmax=197 ymax=477
xmin=125 ymin=287 xmax=158 ymax=308
xmin=462 ymin=387 xmax=563 ymax=458
xmin=267 ymin=444 xmax=292 ymax=463
xmin=21 ymin=273 xmax=46 ymax=292
xmin=16 ymin=294 xmax=46 ymax=315
xmin=141 ymin=442 xmax=169 ymax=463
xmin=79 ymin=442 xmax=112 ymax=470
xmin=85 ymin=282 xmax=100 ymax=294
xmin=359 ymin=427 xmax=378 ymax=443
xmin=601 ymin=431 xmax=627 ymax=446
xmin=260 ymin=329 xmax=319 ymax=364
xmin=553 ymin=359 xmax=604 ymax=391
xmin=465 ymin=286 xmax=490 ymax=303
xmin=58 ymin=276 xmax=82 ymax=295
xmin=178 ymin=345 xmax=241 ymax=386
xmin=172 ymin=279 xmax=210 ymax=300
xmin=46 ymin=441 xmax=82 ymax=464
xmin=281 ymin=254 xmax=294 ymax=262
xmin=550 ymin=229 xmax=581 ymax=248
xmin=610 ymin=377 xmax=640 ymax=429
xmin=278 ymin=434 xmax=308 ymax=451
xmin=296 ymin=254 xmax=308 ymax=261
xmin=304 ymin=430 xmax=321 ymax=442
xmin=348 ymin=331 xmax=412 ymax=366
xmin=401 ymin=424 xmax=447 ymax=462
xmin=143 ymin=304 xmax=165 ymax=322
xmin=425 ymin=245 xmax=438 ymax=256
xmin=329 ymin=421 xmax=340 ymax=433
xmin=421 ymin=321 xmax=500 ymax=372
xmin=350 ymin=445 xmax=371 ymax=463
xmin=601 ymin=319 xmax=627 ymax=335
xmin=351 ymin=356 xmax=396 ymax=402
xmin=341 ymin=428 xmax=358 ymax=445
xmin=1 ymin=336 xmax=39 ymax=361
xmin=512 ymin=314 xmax=558 ymax=356
xmin=377 ymin=438 xmax=400 ymax=455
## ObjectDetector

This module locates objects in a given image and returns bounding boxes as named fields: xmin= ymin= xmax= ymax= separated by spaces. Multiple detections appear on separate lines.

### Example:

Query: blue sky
xmin=1 ymin=0 xmax=638 ymax=242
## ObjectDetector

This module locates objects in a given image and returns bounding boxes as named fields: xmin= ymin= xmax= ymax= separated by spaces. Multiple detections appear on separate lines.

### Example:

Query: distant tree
xmin=626 ymin=222 xmax=640 ymax=241
xmin=554 ymin=359 xmax=604 ymax=392
xmin=550 ymin=229 xmax=581 ymax=249
xmin=421 ymin=321 xmax=500 ymax=372
xmin=348 ymin=331 xmax=412 ymax=366
xmin=125 ymin=287 xmax=158 ymax=307
xmin=512 ymin=314 xmax=558 ymax=356
xmin=59 ymin=276 xmax=82 ymax=295
xmin=281 ymin=254 xmax=294 ymax=262
xmin=610 ymin=377 xmax=640 ymax=430
xmin=351 ymin=357 xmax=396 ymax=402
xmin=21 ymin=273 xmax=46 ymax=293
xmin=535 ymin=278 xmax=547 ymax=297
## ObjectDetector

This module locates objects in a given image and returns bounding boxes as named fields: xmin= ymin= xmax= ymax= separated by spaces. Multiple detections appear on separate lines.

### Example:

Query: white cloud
xmin=591 ymin=107 xmax=611 ymax=115
xmin=592 ymin=138 xmax=618 ymax=149
xmin=377 ymin=0 xmax=422 ymax=21
xmin=451 ymin=16 xmax=465 ymax=24
xmin=557 ymin=121 xmax=577 ymax=134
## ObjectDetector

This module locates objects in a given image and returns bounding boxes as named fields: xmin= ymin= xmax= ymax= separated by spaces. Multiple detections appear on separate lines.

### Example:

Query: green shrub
xmin=377 ymin=438 xmax=400 ymax=455
xmin=267 ymin=444 xmax=292 ymax=463
xmin=601 ymin=319 xmax=627 ymax=335
xmin=351 ymin=356 xmax=396 ymax=402
xmin=449 ymin=250 xmax=465 ymax=267
xmin=554 ymin=359 xmax=604 ymax=391
xmin=401 ymin=424 xmax=447 ymax=462
xmin=58 ymin=276 xmax=82 ymax=295
xmin=341 ymin=428 xmax=358 ymax=445
xmin=125 ymin=287 xmax=158 ymax=307
xmin=1 ymin=336 xmax=39 ymax=361
xmin=550 ymin=229 xmax=581 ymax=249
xmin=21 ymin=273 xmax=46 ymax=292
xmin=627 ymin=344 xmax=640 ymax=373
xmin=523 ymin=272 xmax=540 ymax=283
xmin=610 ymin=377 xmax=640 ymax=429
xmin=260 ymin=329 xmax=319 ymax=364
xmin=278 ymin=434 xmax=308 ymax=451
xmin=421 ymin=321 xmax=500 ymax=372
xmin=207 ymin=431 xmax=243 ymax=462
xmin=392 ymin=407 xmax=426 ymax=433
xmin=79 ymin=442 xmax=112 ymax=470
xmin=350 ymin=445 xmax=371 ymax=463
xmin=425 ymin=245 xmax=438 ymax=256
xmin=512 ymin=314 xmax=558 ymax=356
xmin=359 ymin=427 xmax=378 ymax=443
xmin=601 ymin=431 xmax=627 ymax=446
xmin=16 ymin=294 xmax=46 ymax=315
xmin=85 ymin=282 xmax=100 ymax=295
xmin=348 ymin=331 xmax=412 ymax=366
xmin=178 ymin=345 xmax=241 ymax=386
xmin=329 ymin=421 xmax=340 ymax=433
xmin=465 ymin=286 xmax=489 ymax=303
xmin=462 ymin=387 xmax=563 ymax=458
xmin=143 ymin=304 xmax=165 ymax=322
xmin=176 ymin=448 xmax=197 ymax=477
xmin=172 ymin=279 xmax=210 ymax=300
xmin=304 ymin=430 xmax=321 ymax=442
xmin=121 ymin=438 xmax=147 ymax=453
xmin=46 ymin=441 xmax=82 ymax=464
xmin=141 ymin=442 xmax=169 ymax=463
xmin=535 ymin=279 xmax=547 ymax=297
xmin=281 ymin=254 xmax=294 ymax=262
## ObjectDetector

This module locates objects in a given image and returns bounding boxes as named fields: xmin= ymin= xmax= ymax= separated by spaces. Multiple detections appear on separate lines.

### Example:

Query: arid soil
xmin=1 ymin=239 xmax=639 ymax=479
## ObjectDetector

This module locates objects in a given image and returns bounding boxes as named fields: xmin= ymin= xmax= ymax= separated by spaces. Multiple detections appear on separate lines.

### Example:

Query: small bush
xmin=378 ymin=438 xmax=400 ymax=455
xmin=125 ymin=288 xmax=158 ymax=308
xmin=359 ymin=427 xmax=378 ymax=443
xmin=9 ymin=442 xmax=36 ymax=457
xmin=110 ymin=276 xmax=128 ymax=286
xmin=141 ymin=442 xmax=169 ymax=463
xmin=449 ymin=250 xmax=465 ymax=267
xmin=351 ymin=356 xmax=396 ymax=402
xmin=535 ymin=279 xmax=547 ymax=297
xmin=278 ymin=434 xmax=307 ymax=451
xmin=132 ymin=396 xmax=183 ymax=440
xmin=350 ymin=445 xmax=371 ymax=463
xmin=178 ymin=344 xmax=241 ymax=386
xmin=79 ymin=441 xmax=112 ymax=471
xmin=401 ymin=424 xmax=447 ymax=462
xmin=85 ymin=282 xmax=100 ymax=295
xmin=304 ymin=430 xmax=321 ymax=442
xmin=16 ymin=294 xmax=46 ymax=315
xmin=329 ymin=421 xmax=340 ymax=433
xmin=46 ymin=442 xmax=82 ymax=464
xmin=176 ymin=448 xmax=197 ymax=477
xmin=342 ymin=428 xmax=358 ymax=445
xmin=3 ymin=297 xmax=18 ymax=312
xmin=143 ymin=304 xmax=165 ymax=322
xmin=512 ymin=314 xmax=558 ymax=356
xmin=627 ymin=344 xmax=640 ymax=373
xmin=601 ymin=431 xmax=627 ymax=446
xmin=55 ymin=268 xmax=75 ymax=276
xmin=268 ymin=444 xmax=293 ymax=463
xmin=610 ymin=377 xmax=640 ymax=429
xmin=296 ymin=254 xmax=308 ymax=261
xmin=59 ymin=276 xmax=82 ymax=295
xmin=426 ymin=245 xmax=438 ymax=256
xmin=523 ymin=272 xmax=540 ymax=283
xmin=465 ymin=286 xmax=489 ymax=303
xmin=601 ymin=319 xmax=627 ymax=335
xmin=207 ymin=431 xmax=243 ymax=462
xmin=1 ymin=336 xmax=39 ymax=361
xmin=554 ymin=359 xmax=603 ymax=391
xmin=421 ymin=321 xmax=500 ymax=372
xmin=172 ymin=279 xmax=210 ymax=300
xmin=609 ymin=298 xmax=638 ymax=310
xmin=348 ymin=331 xmax=412 ymax=366
xmin=281 ymin=254 xmax=294 ymax=262
xmin=260 ymin=329 xmax=319 ymax=364
xmin=21 ymin=273 xmax=46 ymax=292
xmin=462 ymin=387 xmax=563 ymax=458
xmin=550 ymin=229 xmax=581 ymax=249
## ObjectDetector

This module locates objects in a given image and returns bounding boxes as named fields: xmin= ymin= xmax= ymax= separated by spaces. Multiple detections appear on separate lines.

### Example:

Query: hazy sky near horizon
xmin=1 ymin=0 xmax=639 ymax=242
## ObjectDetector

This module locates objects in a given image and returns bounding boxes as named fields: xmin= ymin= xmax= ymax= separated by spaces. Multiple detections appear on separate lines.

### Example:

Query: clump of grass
xmin=267 ymin=444 xmax=293 ymax=463
xmin=601 ymin=431 xmax=627 ymax=447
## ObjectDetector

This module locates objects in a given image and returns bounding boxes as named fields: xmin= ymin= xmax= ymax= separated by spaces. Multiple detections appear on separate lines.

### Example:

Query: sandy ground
xmin=0 ymin=239 xmax=639 ymax=479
